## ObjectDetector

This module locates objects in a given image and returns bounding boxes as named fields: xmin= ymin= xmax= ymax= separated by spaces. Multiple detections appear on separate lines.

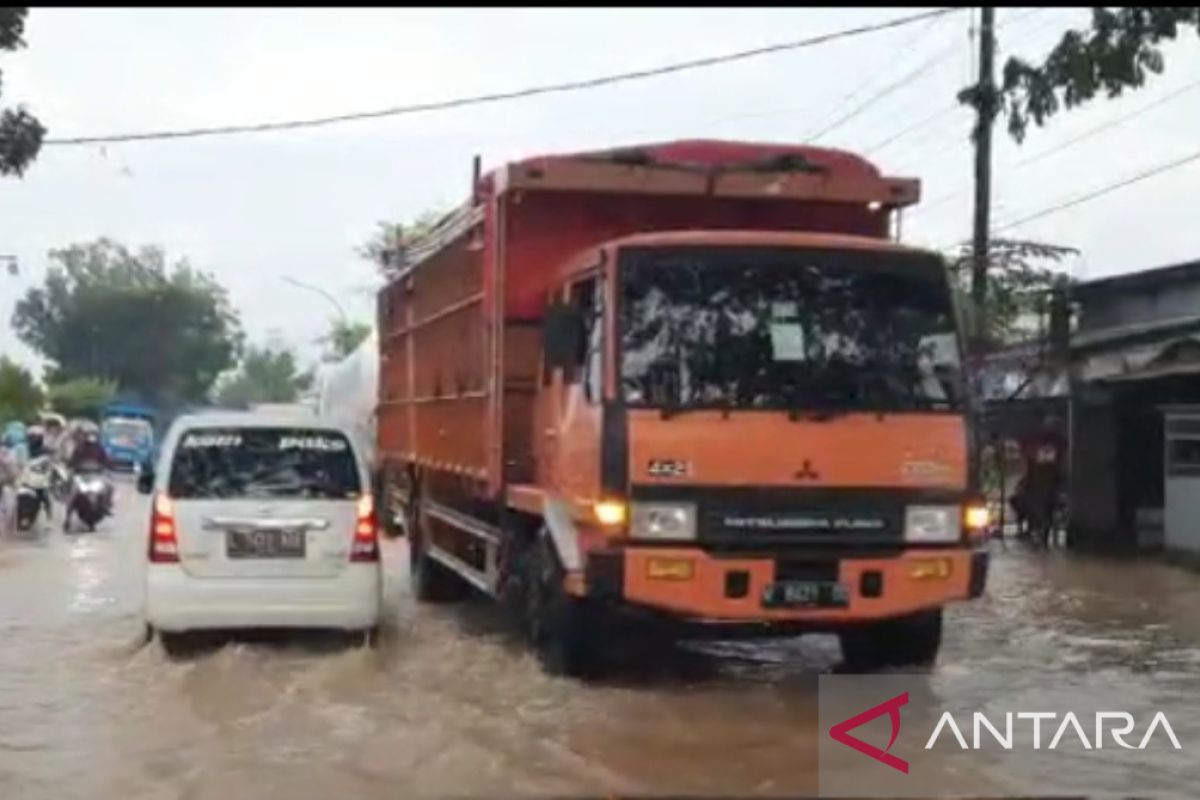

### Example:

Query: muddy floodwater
xmin=3 ymin=481 xmax=1200 ymax=799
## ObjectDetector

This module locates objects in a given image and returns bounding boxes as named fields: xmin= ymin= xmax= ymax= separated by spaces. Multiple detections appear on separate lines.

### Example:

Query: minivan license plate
xmin=762 ymin=581 xmax=849 ymax=609
xmin=227 ymin=529 xmax=306 ymax=559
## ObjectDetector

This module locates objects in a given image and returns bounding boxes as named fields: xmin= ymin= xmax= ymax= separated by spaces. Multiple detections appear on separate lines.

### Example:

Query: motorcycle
xmin=16 ymin=457 xmax=52 ymax=532
xmin=66 ymin=469 xmax=113 ymax=533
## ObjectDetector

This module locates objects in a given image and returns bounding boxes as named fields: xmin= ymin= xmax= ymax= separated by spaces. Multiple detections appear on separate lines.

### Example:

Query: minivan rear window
xmin=168 ymin=427 xmax=361 ymax=500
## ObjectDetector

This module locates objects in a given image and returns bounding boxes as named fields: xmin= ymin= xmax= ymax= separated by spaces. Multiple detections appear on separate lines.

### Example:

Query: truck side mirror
xmin=543 ymin=303 xmax=584 ymax=370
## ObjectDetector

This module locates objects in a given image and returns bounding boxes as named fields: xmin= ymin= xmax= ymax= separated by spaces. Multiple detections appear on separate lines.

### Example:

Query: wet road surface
xmin=3 ymin=480 xmax=1200 ymax=798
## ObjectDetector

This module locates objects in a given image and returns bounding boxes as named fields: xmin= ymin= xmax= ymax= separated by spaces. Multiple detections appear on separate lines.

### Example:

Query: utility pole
xmin=970 ymin=6 xmax=997 ymax=344
xmin=967 ymin=7 xmax=997 ymax=493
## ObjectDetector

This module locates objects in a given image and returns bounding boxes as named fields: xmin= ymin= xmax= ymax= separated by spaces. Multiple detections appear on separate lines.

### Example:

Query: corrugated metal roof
xmin=1074 ymin=257 xmax=1200 ymax=297
xmin=1071 ymin=313 xmax=1200 ymax=354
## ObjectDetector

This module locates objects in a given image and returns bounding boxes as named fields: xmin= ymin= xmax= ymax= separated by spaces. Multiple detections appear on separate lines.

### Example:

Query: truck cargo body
xmin=377 ymin=140 xmax=988 ymax=675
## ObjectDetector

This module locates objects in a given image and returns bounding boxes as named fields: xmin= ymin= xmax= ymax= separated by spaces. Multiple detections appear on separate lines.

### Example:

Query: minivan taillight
xmin=149 ymin=492 xmax=180 ymax=563
xmin=351 ymin=493 xmax=379 ymax=562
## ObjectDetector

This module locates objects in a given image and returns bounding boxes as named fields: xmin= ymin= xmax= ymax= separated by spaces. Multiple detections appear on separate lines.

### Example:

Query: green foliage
xmin=45 ymin=376 xmax=116 ymax=420
xmin=213 ymin=346 xmax=306 ymax=408
xmin=0 ymin=356 xmax=43 ymax=422
xmin=0 ymin=8 xmax=46 ymax=177
xmin=950 ymin=238 xmax=1078 ymax=350
xmin=358 ymin=209 xmax=447 ymax=277
xmin=11 ymin=238 xmax=243 ymax=406
xmin=322 ymin=319 xmax=371 ymax=361
xmin=995 ymin=8 xmax=1200 ymax=142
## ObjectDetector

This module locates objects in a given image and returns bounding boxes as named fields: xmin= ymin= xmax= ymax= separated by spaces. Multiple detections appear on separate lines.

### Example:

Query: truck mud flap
xmin=969 ymin=550 xmax=989 ymax=598
xmin=542 ymin=497 xmax=583 ymax=572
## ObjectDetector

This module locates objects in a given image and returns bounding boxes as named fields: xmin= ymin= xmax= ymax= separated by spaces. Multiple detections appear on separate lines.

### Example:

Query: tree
xmin=45 ymin=376 xmax=116 ymax=420
xmin=213 ymin=346 xmax=306 ymax=408
xmin=993 ymin=8 xmax=1200 ymax=142
xmin=321 ymin=319 xmax=371 ymax=361
xmin=11 ymin=238 xmax=243 ymax=407
xmin=0 ymin=8 xmax=46 ymax=177
xmin=358 ymin=209 xmax=447 ymax=278
xmin=0 ymin=357 xmax=43 ymax=422
xmin=949 ymin=238 xmax=1078 ymax=351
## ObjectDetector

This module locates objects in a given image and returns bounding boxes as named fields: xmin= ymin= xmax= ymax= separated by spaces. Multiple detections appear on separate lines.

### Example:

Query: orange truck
xmin=375 ymin=139 xmax=989 ymax=676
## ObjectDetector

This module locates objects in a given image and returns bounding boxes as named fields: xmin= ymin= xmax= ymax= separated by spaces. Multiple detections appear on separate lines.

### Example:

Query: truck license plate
xmin=226 ymin=529 xmax=306 ymax=559
xmin=762 ymin=580 xmax=849 ymax=609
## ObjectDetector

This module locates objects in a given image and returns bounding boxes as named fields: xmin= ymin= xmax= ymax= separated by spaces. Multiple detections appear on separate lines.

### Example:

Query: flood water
xmin=3 ymin=480 xmax=1200 ymax=799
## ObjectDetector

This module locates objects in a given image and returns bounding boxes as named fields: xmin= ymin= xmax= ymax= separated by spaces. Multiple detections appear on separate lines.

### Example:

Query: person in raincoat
xmin=3 ymin=422 xmax=28 ymax=465
xmin=1 ymin=422 xmax=29 ymax=537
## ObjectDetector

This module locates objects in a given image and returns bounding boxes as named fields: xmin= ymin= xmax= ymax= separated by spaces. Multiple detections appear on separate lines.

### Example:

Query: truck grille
xmin=631 ymin=486 xmax=962 ymax=551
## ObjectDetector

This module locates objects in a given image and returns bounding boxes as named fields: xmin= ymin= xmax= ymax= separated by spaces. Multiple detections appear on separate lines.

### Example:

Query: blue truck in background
xmin=100 ymin=401 xmax=157 ymax=471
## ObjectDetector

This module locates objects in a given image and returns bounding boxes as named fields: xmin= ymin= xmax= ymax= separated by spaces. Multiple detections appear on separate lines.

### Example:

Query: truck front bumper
xmin=581 ymin=546 xmax=988 ymax=625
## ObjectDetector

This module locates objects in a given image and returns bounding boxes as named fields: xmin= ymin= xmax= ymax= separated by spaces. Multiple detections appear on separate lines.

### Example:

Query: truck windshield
xmin=618 ymin=246 xmax=964 ymax=413
xmin=103 ymin=418 xmax=152 ymax=444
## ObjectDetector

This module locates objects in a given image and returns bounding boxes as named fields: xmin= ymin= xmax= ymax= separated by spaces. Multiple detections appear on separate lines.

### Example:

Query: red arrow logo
xmin=828 ymin=691 xmax=910 ymax=774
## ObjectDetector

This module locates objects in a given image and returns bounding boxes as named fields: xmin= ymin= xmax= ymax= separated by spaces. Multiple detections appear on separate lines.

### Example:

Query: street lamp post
xmin=280 ymin=276 xmax=348 ymax=327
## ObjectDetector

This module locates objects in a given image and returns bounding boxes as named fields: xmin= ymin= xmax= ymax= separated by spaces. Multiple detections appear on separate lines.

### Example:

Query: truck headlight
xmin=630 ymin=502 xmax=697 ymax=541
xmin=904 ymin=505 xmax=962 ymax=543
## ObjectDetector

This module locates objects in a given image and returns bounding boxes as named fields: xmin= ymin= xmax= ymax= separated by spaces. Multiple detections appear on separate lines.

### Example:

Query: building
xmin=1067 ymin=258 xmax=1200 ymax=553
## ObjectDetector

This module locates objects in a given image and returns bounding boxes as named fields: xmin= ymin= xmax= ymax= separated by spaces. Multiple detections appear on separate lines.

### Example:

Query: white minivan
xmin=139 ymin=412 xmax=382 ymax=651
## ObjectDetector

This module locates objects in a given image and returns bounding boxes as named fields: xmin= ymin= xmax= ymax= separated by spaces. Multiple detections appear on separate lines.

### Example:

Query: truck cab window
xmin=569 ymin=276 xmax=603 ymax=402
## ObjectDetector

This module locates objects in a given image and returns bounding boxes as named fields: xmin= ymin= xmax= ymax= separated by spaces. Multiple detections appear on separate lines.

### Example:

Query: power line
xmin=993 ymin=145 xmax=1200 ymax=232
xmin=806 ymin=13 xmax=947 ymax=137
xmin=841 ymin=7 xmax=1045 ymax=154
xmin=913 ymin=76 xmax=1200 ymax=217
xmin=887 ymin=9 xmax=1073 ymax=204
xmin=862 ymin=102 xmax=958 ymax=154
xmin=42 ymin=8 xmax=963 ymax=147
xmin=1013 ymin=78 xmax=1200 ymax=168
xmin=884 ymin=120 xmax=972 ymax=174
xmin=805 ymin=39 xmax=960 ymax=144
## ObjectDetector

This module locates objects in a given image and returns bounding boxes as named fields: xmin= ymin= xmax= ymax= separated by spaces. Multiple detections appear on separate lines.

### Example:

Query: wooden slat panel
xmin=413 ymin=396 xmax=489 ymax=475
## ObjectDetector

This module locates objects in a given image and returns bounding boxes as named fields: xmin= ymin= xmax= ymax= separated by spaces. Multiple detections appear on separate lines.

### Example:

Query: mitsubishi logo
xmin=794 ymin=459 xmax=820 ymax=481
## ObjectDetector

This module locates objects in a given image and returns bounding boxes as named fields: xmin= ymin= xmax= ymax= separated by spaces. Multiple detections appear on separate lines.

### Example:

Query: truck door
xmin=540 ymin=274 xmax=603 ymax=503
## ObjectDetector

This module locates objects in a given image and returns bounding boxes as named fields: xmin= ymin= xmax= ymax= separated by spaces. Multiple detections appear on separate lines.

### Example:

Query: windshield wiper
xmin=659 ymin=402 xmax=703 ymax=421
xmin=787 ymin=406 xmax=851 ymax=423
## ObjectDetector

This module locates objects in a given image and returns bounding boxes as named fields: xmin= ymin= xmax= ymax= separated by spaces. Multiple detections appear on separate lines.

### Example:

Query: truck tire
xmin=523 ymin=534 xmax=602 ymax=679
xmin=409 ymin=518 xmax=469 ymax=604
xmin=158 ymin=631 xmax=193 ymax=658
xmin=838 ymin=609 xmax=943 ymax=671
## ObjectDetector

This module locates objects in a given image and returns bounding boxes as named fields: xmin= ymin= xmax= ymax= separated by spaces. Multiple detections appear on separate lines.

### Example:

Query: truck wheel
xmin=523 ymin=534 xmax=602 ymax=679
xmin=409 ymin=523 xmax=469 ymax=604
xmin=159 ymin=631 xmax=193 ymax=658
xmin=838 ymin=609 xmax=943 ymax=671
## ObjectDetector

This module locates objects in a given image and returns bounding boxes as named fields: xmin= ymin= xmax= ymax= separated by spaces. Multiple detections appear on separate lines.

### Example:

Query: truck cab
xmin=533 ymin=231 xmax=987 ymax=651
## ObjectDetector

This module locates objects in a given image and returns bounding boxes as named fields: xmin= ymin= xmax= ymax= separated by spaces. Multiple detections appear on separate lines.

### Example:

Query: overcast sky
xmin=3 ymin=7 xmax=1200 ymax=375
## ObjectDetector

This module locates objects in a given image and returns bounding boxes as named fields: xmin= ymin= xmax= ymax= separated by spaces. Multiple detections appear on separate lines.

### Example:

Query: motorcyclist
xmin=42 ymin=416 xmax=65 ymax=454
xmin=20 ymin=427 xmax=53 ymax=521
xmin=63 ymin=431 xmax=113 ymax=532
xmin=3 ymin=422 xmax=29 ymax=468
xmin=1014 ymin=414 xmax=1067 ymax=546
xmin=27 ymin=425 xmax=47 ymax=459
xmin=0 ymin=433 xmax=20 ymax=537
xmin=69 ymin=430 xmax=108 ymax=473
